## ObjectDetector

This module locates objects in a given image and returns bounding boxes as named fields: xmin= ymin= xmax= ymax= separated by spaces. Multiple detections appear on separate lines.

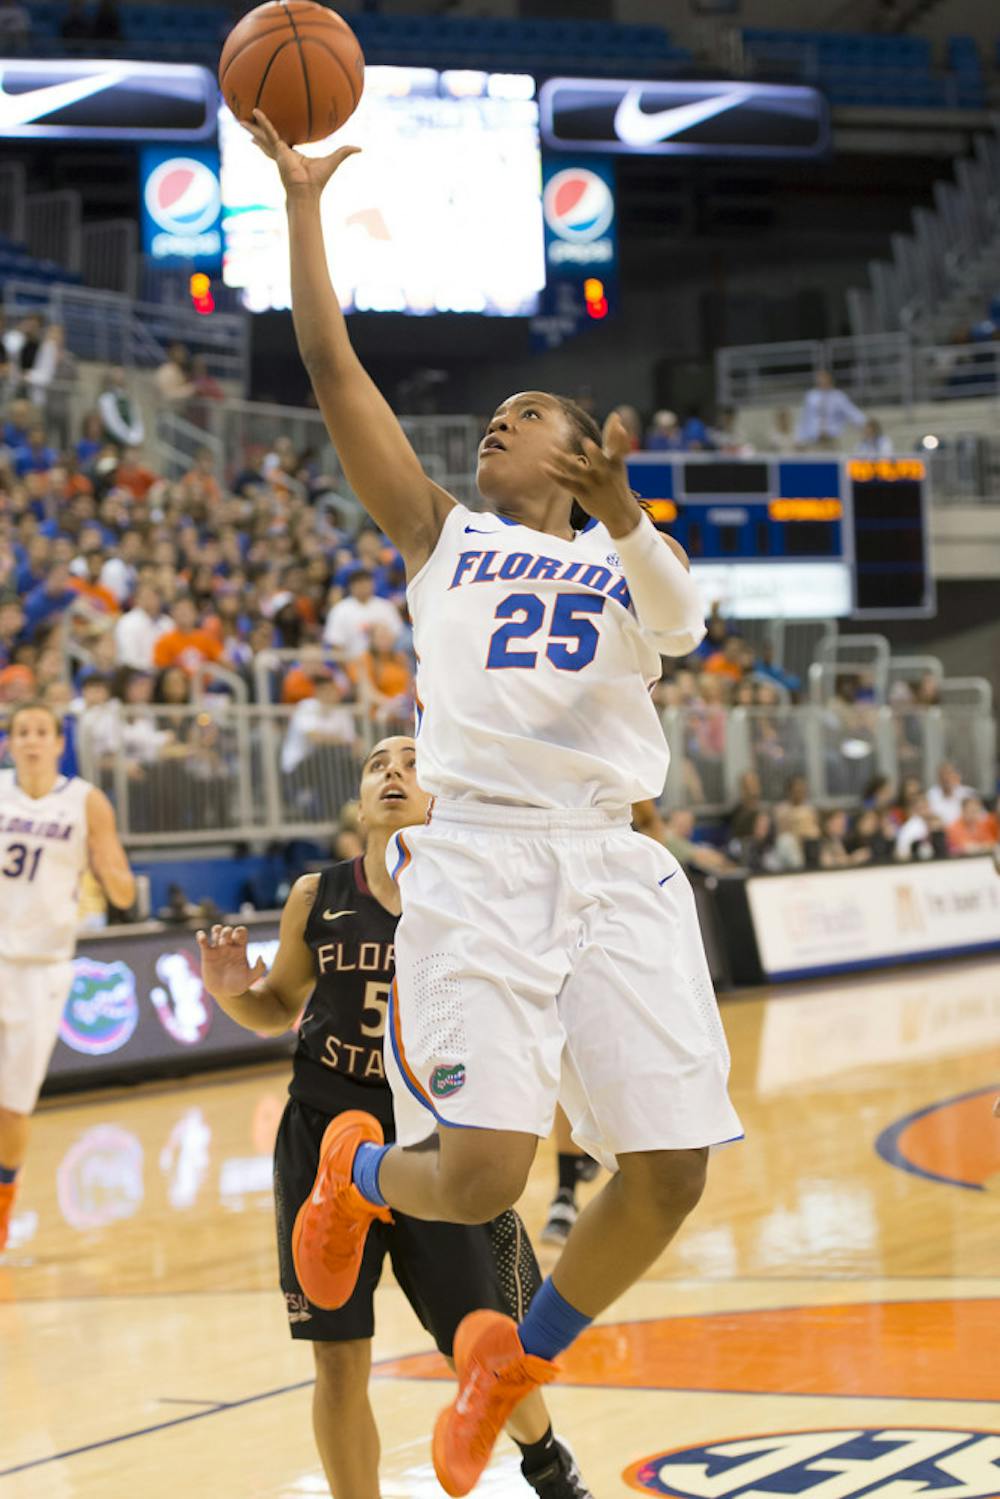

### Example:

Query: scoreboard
xmin=625 ymin=454 xmax=933 ymax=620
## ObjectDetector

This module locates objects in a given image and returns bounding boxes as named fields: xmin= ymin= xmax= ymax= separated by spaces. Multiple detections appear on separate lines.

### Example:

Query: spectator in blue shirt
xmin=795 ymin=369 xmax=866 ymax=450
xmin=22 ymin=563 xmax=78 ymax=635
xmin=2 ymin=397 xmax=35 ymax=451
xmin=13 ymin=425 xmax=58 ymax=476
xmin=645 ymin=409 xmax=685 ymax=452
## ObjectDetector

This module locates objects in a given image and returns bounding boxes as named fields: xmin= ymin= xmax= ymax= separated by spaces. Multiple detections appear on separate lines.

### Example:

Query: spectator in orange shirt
xmin=350 ymin=621 xmax=414 ymax=725
xmin=180 ymin=447 xmax=223 ymax=507
xmin=704 ymin=635 xmax=745 ymax=682
xmin=280 ymin=645 xmax=342 ymax=704
xmin=68 ymin=550 xmax=120 ymax=617
xmin=115 ymin=446 xmax=158 ymax=500
xmin=946 ymin=795 xmax=1000 ymax=855
xmin=152 ymin=595 xmax=223 ymax=672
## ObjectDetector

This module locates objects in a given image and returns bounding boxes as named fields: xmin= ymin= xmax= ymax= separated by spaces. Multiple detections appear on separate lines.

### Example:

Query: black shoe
xmin=540 ymin=1189 xmax=578 ymax=1246
xmin=575 ymin=1156 xmax=600 ymax=1184
xmin=522 ymin=1439 xmax=594 ymax=1499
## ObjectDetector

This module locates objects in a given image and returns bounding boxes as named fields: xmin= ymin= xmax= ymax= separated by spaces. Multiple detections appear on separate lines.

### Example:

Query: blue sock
xmin=518 ymin=1279 xmax=592 ymax=1361
xmin=0 ymin=1164 xmax=18 ymax=1186
xmin=352 ymin=1142 xmax=390 ymax=1207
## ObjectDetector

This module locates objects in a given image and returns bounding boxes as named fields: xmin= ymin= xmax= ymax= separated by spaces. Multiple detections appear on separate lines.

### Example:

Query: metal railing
xmin=2 ymin=279 xmax=249 ymax=388
xmin=660 ymin=701 xmax=996 ymax=815
xmin=716 ymin=332 xmax=1000 ymax=411
xmin=24 ymin=190 xmax=81 ymax=274
xmin=56 ymin=698 xmax=998 ymax=845
xmin=80 ymin=220 xmax=139 ymax=299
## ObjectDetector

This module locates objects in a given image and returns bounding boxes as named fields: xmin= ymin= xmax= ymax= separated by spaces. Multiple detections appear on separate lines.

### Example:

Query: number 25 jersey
xmin=408 ymin=504 xmax=699 ymax=810
xmin=0 ymin=771 xmax=91 ymax=963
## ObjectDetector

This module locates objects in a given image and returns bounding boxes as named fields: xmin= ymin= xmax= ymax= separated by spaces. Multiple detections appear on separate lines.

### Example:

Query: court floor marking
xmin=4 ymin=1350 xmax=999 ymax=1478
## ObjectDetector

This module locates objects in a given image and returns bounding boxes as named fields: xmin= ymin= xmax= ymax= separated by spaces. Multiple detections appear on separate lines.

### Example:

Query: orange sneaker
xmin=433 ymin=1310 xmax=558 ymax=1497
xmin=292 ymin=1110 xmax=392 ymax=1311
xmin=0 ymin=1181 xmax=16 ymax=1254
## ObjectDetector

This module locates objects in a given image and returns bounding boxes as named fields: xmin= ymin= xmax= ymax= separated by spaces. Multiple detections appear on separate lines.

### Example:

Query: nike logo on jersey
xmin=658 ymin=873 xmax=677 ymax=885
xmin=323 ymin=909 xmax=355 ymax=922
xmin=464 ymin=525 xmax=496 ymax=534
xmin=613 ymin=85 xmax=751 ymax=148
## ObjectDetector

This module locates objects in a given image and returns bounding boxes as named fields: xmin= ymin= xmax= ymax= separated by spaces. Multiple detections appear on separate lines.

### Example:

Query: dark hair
xmin=8 ymin=699 xmax=64 ymax=734
xmin=552 ymin=396 xmax=603 ymax=532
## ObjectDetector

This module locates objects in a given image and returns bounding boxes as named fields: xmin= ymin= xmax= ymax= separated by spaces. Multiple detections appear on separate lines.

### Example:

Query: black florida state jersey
xmin=289 ymin=858 xmax=399 ymax=1130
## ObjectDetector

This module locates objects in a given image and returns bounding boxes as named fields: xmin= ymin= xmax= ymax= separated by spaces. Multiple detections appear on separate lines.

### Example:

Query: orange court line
xmin=373 ymin=1300 xmax=1000 ymax=1402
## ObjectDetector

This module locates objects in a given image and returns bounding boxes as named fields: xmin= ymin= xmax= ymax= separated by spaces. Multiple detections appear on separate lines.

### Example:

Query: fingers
xmin=601 ymin=412 xmax=632 ymax=463
xmin=197 ymin=924 xmax=247 ymax=949
xmin=251 ymin=108 xmax=283 ymax=151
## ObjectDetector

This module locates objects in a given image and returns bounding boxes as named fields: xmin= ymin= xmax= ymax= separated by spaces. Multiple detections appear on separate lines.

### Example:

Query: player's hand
xmin=541 ymin=411 xmax=640 ymax=537
xmin=248 ymin=109 xmax=359 ymax=199
xmin=196 ymin=923 xmax=266 ymax=1000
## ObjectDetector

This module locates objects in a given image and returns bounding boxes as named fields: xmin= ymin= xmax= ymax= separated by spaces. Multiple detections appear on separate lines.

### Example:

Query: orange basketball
xmin=219 ymin=0 xmax=365 ymax=147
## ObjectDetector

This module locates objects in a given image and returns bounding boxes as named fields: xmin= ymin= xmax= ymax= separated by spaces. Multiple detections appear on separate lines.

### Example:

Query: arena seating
xmin=0 ymin=233 xmax=80 ymax=289
xmin=742 ymin=28 xmax=987 ymax=110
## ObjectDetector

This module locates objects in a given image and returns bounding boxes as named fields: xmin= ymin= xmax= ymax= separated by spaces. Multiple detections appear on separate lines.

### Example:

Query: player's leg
xmin=311 ymin=1339 xmax=380 ymax=1499
xmin=274 ymin=1097 xmax=391 ymax=1499
xmin=389 ymin=1206 xmax=592 ymax=1499
xmin=0 ymin=960 xmax=72 ymax=1251
xmin=541 ymin=1107 xmax=597 ymax=1248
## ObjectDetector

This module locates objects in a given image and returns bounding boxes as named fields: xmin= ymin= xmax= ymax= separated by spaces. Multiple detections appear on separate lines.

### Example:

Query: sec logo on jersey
xmin=144 ymin=157 xmax=220 ymax=235
xmin=543 ymin=168 xmax=615 ymax=244
xmin=624 ymin=1428 xmax=1000 ymax=1499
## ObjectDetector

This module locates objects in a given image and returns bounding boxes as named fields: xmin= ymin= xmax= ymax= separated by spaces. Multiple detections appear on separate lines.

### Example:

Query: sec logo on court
xmin=624 ymin=1428 xmax=1000 ymax=1499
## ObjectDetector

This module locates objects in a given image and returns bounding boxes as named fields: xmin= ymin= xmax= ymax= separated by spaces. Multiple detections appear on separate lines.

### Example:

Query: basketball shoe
xmin=522 ymin=1439 xmax=594 ymax=1499
xmin=0 ymin=1182 xmax=16 ymax=1254
xmin=433 ymin=1310 xmax=558 ymax=1497
xmin=540 ymin=1189 xmax=577 ymax=1246
xmin=292 ymin=1110 xmax=391 ymax=1310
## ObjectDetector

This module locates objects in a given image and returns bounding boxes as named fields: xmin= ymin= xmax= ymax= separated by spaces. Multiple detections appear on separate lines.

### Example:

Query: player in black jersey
xmin=198 ymin=736 xmax=590 ymax=1499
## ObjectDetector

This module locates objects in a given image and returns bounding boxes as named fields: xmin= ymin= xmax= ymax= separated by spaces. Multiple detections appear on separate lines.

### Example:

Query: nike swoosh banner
xmin=539 ymin=78 xmax=829 ymax=158
xmin=0 ymin=59 xmax=217 ymax=140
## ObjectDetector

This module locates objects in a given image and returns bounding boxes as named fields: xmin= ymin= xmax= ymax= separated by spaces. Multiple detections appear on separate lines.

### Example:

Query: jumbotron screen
xmin=219 ymin=67 xmax=545 ymax=316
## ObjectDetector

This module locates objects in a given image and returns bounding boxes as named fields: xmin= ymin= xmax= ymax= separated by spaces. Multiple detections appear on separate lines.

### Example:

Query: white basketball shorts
xmin=385 ymin=801 xmax=743 ymax=1170
xmin=0 ymin=956 xmax=74 ymax=1114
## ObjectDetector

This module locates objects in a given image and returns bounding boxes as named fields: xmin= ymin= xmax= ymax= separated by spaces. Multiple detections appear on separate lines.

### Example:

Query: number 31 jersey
xmin=408 ymin=504 xmax=689 ymax=809
xmin=0 ymin=771 xmax=91 ymax=963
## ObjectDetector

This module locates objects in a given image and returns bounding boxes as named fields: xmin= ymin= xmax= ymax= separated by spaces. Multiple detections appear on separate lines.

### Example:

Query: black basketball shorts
xmin=273 ymin=1097 xmax=542 ymax=1350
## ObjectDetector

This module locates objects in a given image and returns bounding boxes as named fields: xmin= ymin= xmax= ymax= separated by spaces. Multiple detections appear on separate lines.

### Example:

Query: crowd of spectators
xmin=0 ymin=375 xmax=415 ymax=821
xmin=637 ymin=761 xmax=998 ymax=880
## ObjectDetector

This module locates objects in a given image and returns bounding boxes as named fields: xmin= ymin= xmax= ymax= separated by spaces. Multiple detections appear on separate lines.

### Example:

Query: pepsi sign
xmin=542 ymin=158 xmax=617 ymax=277
xmin=140 ymin=146 xmax=222 ymax=270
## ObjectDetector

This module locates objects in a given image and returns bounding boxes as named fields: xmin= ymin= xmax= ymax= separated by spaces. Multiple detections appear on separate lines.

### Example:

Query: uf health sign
xmin=140 ymin=146 xmax=222 ymax=270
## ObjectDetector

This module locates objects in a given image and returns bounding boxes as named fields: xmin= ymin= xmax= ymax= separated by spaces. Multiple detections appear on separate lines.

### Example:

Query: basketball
xmin=218 ymin=0 xmax=365 ymax=147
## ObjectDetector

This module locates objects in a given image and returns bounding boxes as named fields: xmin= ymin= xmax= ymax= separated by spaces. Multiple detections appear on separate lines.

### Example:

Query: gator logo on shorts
xmin=430 ymin=1063 xmax=466 ymax=1098
xmin=59 ymin=959 xmax=139 ymax=1056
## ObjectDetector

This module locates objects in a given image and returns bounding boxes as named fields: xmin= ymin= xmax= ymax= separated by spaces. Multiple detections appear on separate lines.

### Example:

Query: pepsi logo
xmin=543 ymin=168 xmax=614 ymax=244
xmin=625 ymin=1429 xmax=1000 ymax=1499
xmin=144 ymin=157 xmax=220 ymax=236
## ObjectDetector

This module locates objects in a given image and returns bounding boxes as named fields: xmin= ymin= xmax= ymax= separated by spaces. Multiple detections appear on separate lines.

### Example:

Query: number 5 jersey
xmin=0 ymin=771 xmax=92 ymax=963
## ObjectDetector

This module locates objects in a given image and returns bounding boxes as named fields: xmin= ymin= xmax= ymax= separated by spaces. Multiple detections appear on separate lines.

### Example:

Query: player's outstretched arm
xmin=85 ymin=788 xmax=136 ymax=912
xmin=250 ymin=111 xmax=454 ymax=574
xmin=197 ymin=875 xmax=318 ymax=1036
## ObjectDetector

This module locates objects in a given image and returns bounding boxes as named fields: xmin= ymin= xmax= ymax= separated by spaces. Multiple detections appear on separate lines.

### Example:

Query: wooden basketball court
xmin=2 ymin=958 xmax=998 ymax=1497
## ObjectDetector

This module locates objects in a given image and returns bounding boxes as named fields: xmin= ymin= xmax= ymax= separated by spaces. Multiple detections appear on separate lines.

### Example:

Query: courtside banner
xmin=44 ymin=917 xmax=291 ymax=1092
xmin=539 ymin=78 xmax=829 ymax=158
xmin=747 ymin=856 xmax=1000 ymax=979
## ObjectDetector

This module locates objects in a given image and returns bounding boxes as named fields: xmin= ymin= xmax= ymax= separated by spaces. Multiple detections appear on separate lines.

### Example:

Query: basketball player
xmin=197 ymin=735 xmax=591 ymax=1499
xmin=250 ymin=111 xmax=741 ymax=1496
xmin=541 ymin=1109 xmax=599 ymax=1248
xmin=0 ymin=701 xmax=135 ymax=1252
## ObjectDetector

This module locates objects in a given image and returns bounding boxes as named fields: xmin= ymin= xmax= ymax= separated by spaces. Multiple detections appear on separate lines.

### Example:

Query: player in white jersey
xmin=0 ymin=701 xmax=135 ymax=1252
xmin=248 ymin=113 xmax=742 ymax=1495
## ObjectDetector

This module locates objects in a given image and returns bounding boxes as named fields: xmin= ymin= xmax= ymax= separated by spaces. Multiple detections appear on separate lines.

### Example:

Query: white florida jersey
xmin=0 ymin=771 xmax=92 ymax=962
xmin=409 ymin=504 xmax=686 ymax=809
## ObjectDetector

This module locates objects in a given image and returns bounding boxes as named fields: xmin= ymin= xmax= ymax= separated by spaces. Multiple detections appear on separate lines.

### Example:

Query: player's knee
xmin=625 ymin=1148 xmax=708 ymax=1224
xmin=441 ymin=1158 xmax=527 ymax=1224
xmin=312 ymin=1339 xmax=371 ymax=1403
